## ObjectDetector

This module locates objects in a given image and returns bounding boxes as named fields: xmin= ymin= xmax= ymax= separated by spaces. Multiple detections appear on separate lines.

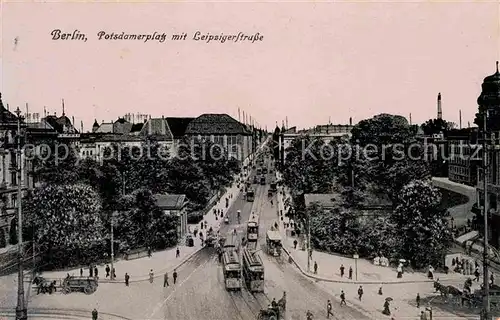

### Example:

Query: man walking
xmin=314 ymin=261 xmax=318 ymax=274
xmin=357 ymin=286 xmax=363 ymax=301
xmin=94 ymin=266 xmax=98 ymax=279
xmin=149 ymin=269 xmax=154 ymax=283
xmin=176 ymin=247 xmax=180 ymax=258
xmin=105 ymin=265 xmax=110 ymax=278
xmin=326 ymin=299 xmax=333 ymax=318
xmin=416 ymin=293 xmax=421 ymax=308
xmin=340 ymin=290 xmax=346 ymax=306
xmin=173 ymin=269 xmax=178 ymax=284
xmin=164 ymin=272 xmax=169 ymax=287
xmin=340 ymin=265 xmax=345 ymax=278
xmin=293 ymin=239 xmax=298 ymax=249
xmin=92 ymin=308 xmax=98 ymax=320
xmin=124 ymin=273 xmax=130 ymax=286
xmin=349 ymin=266 xmax=353 ymax=279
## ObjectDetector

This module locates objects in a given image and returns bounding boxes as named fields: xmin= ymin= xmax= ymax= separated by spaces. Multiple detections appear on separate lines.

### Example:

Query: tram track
xmin=0 ymin=307 xmax=133 ymax=320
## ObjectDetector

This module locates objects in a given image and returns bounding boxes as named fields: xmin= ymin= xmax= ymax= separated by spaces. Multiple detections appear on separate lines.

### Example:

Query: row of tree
xmin=281 ymin=114 xmax=453 ymax=268
xmin=15 ymin=137 xmax=240 ymax=269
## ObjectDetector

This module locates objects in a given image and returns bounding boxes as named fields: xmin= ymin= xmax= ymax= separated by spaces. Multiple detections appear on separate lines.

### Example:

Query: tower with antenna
xmin=437 ymin=93 xmax=442 ymax=120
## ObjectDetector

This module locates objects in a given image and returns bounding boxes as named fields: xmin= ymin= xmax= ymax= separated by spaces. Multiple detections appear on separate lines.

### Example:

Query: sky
xmin=1 ymin=1 xmax=499 ymax=132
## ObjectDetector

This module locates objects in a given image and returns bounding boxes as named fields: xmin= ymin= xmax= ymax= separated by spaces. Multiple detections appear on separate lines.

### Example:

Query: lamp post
xmin=353 ymin=254 xmax=359 ymax=281
xmin=15 ymin=107 xmax=27 ymax=320
xmin=482 ymin=110 xmax=490 ymax=320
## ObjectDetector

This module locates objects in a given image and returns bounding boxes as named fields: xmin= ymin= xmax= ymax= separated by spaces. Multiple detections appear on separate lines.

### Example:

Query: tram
xmin=242 ymin=248 xmax=264 ymax=292
xmin=222 ymin=250 xmax=242 ymax=291
xmin=247 ymin=214 xmax=259 ymax=243
xmin=223 ymin=233 xmax=238 ymax=253
xmin=260 ymin=175 xmax=266 ymax=185
xmin=246 ymin=188 xmax=255 ymax=202
xmin=266 ymin=230 xmax=282 ymax=257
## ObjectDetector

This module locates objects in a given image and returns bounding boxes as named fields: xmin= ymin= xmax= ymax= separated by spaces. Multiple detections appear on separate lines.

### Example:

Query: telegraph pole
xmin=15 ymin=107 xmax=27 ymax=320
xmin=482 ymin=111 xmax=490 ymax=320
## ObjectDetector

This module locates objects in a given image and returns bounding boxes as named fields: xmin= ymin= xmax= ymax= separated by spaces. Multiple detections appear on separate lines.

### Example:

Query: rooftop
xmin=185 ymin=114 xmax=251 ymax=135
xmin=165 ymin=117 xmax=195 ymax=138
xmin=155 ymin=194 xmax=187 ymax=210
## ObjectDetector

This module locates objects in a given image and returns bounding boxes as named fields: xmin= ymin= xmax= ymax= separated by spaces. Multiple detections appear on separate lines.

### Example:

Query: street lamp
xmin=481 ymin=110 xmax=490 ymax=320
xmin=15 ymin=107 xmax=27 ymax=320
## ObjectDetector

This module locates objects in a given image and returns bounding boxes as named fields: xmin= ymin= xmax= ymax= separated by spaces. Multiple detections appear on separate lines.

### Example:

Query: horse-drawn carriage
xmin=33 ymin=275 xmax=98 ymax=295
xmin=61 ymin=276 xmax=98 ymax=295
xmin=257 ymin=292 xmax=286 ymax=320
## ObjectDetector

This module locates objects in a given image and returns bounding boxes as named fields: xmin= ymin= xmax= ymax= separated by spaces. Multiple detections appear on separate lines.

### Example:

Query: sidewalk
xmin=37 ymin=173 xmax=243 ymax=284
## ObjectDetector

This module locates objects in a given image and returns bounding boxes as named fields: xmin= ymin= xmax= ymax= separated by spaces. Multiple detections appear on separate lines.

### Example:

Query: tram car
xmin=266 ymin=230 xmax=282 ymax=257
xmin=222 ymin=250 xmax=242 ymax=291
xmin=260 ymin=175 xmax=266 ymax=185
xmin=223 ymin=233 xmax=238 ymax=253
xmin=242 ymin=248 xmax=264 ymax=292
xmin=246 ymin=188 xmax=255 ymax=202
xmin=247 ymin=214 xmax=259 ymax=242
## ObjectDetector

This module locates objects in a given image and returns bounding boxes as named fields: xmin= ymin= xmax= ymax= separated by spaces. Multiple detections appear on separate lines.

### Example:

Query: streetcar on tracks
xmin=246 ymin=188 xmax=255 ymax=202
xmin=266 ymin=230 xmax=282 ymax=257
xmin=223 ymin=233 xmax=238 ymax=253
xmin=260 ymin=175 xmax=266 ymax=185
xmin=247 ymin=214 xmax=259 ymax=242
xmin=242 ymin=248 xmax=264 ymax=292
xmin=222 ymin=250 xmax=242 ymax=291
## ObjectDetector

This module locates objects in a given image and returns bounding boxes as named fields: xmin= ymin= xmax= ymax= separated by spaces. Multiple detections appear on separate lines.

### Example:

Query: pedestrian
xmin=340 ymin=290 xmax=346 ymax=306
xmin=149 ymin=269 xmax=154 ymax=283
xmin=340 ymin=264 xmax=345 ymax=278
xmin=105 ymin=265 xmax=110 ymax=278
xmin=92 ymin=308 xmax=98 ymax=320
xmin=474 ymin=268 xmax=480 ymax=282
xmin=80 ymin=268 xmax=83 ymax=277
xmin=176 ymin=247 xmax=180 ymax=258
xmin=378 ymin=287 xmax=383 ymax=295
xmin=89 ymin=266 xmax=93 ymax=277
xmin=357 ymin=286 xmax=363 ymax=301
xmin=124 ymin=273 xmax=130 ymax=286
xmin=293 ymin=239 xmax=298 ymax=250
xmin=112 ymin=268 xmax=116 ymax=279
xmin=173 ymin=269 xmax=178 ymax=284
xmin=148 ymin=247 xmax=152 ymax=257
xmin=94 ymin=266 xmax=98 ymax=279
xmin=326 ymin=299 xmax=333 ymax=318
xmin=200 ymin=222 xmax=204 ymax=230
xmin=164 ymin=272 xmax=169 ymax=287
xmin=416 ymin=293 xmax=421 ymax=308
xmin=314 ymin=261 xmax=318 ymax=274
xmin=348 ymin=266 xmax=353 ymax=279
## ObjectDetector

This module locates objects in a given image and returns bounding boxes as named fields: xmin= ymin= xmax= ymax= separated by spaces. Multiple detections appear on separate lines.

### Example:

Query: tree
xmin=348 ymin=114 xmax=430 ymax=207
xmin=309 ymin=201 xmax=363 ymax=255
xmin=421 ymin=118 xmax=455 ymax=136
xmin=31 ymin=142 xmax=80 ymax=185
xmin=392 ymin=180 xmax=453 ymax=268
xmin=23 ymin=184 xmax=104 ymax=251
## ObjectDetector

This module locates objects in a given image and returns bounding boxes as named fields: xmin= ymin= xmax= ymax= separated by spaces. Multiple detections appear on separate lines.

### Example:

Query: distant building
xmin=279 ymin=123 xmax=353 ymax=164
xmin=81 ymin=117 xmax=173 ymax=161
xmin=446 ymin=128 xmax=479 ymax=186
xmin=154 ymin=194 xmax=188 ymax=241
xmin=184 ymin=114 xmax=253 ymax=161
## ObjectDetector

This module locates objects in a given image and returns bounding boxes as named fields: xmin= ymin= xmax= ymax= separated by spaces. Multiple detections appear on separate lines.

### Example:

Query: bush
xmin=187 ymin=212 xmax=203 ymax=224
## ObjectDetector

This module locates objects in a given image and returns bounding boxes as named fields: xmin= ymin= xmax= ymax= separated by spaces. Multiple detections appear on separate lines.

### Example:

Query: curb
xmin=281 ymin=245 xmax=458 ymax=286
xmin=95 ymin=246 xmax=204 ymax=284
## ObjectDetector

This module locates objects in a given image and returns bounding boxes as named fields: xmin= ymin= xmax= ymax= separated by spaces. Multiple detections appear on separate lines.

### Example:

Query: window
xmin=11 ymin=172 xmax=16 ymax=186
xmin=11 ymin=195 xmax=16 ymax=208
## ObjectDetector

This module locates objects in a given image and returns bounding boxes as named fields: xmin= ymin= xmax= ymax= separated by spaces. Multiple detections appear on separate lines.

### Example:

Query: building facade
xmin=447 ymin=128 xmax=479 ymax=186
xmin=184 ymin=114 xmax=253 ymax=161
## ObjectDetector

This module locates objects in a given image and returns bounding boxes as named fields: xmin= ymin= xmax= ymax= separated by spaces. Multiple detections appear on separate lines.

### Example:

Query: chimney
xmin=349 ymin=117 xmax=352 ymax=126
xmin=437 ymin=92 xmax=442 ymax=120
